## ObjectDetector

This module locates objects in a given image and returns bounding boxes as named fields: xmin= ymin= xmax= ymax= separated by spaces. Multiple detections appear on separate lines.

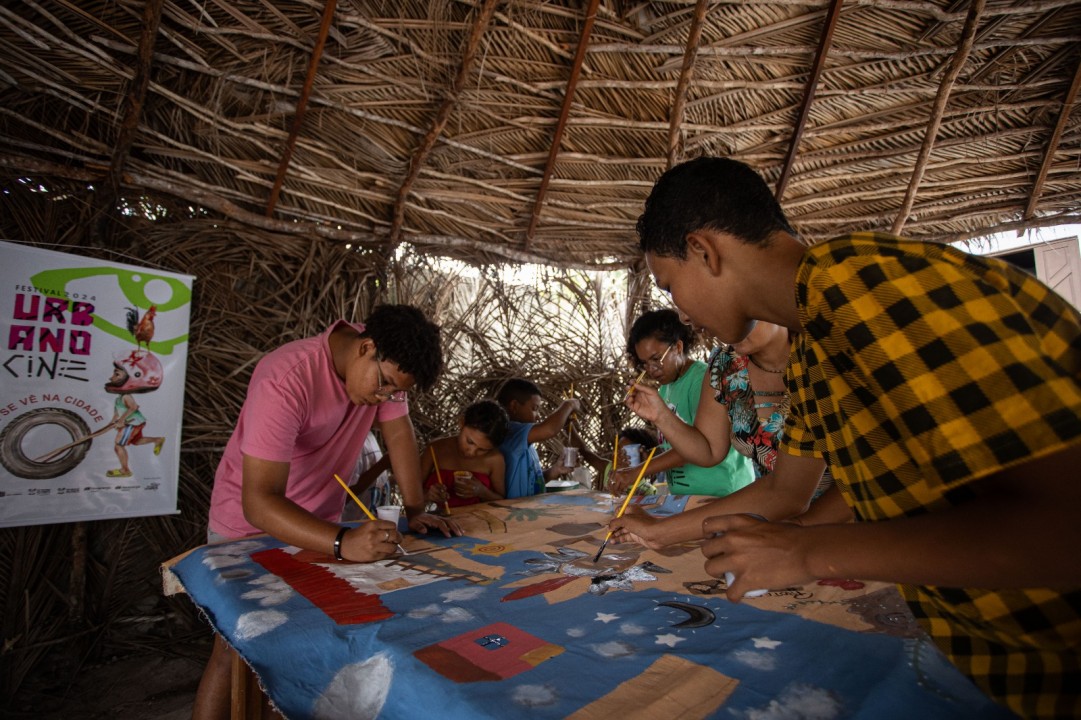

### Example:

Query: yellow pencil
xmin=334 ymin=473 xmax=407 ymax=555
xmin=593 ymin=446 xmax=657 ymax=562
xmin=430 ymin=446 xmax=451 ymax=516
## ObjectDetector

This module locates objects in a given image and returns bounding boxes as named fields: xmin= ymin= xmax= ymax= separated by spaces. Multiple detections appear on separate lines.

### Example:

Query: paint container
xmin=376 ymin=505 xmax=401 ymax=525
xmin=561 ymin=446 xmax=579 ymax=467
xmin=453 ymin=470 xmax=473 ymax=497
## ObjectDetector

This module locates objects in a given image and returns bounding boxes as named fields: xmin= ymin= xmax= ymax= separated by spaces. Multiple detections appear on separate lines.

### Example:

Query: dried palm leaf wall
xmin=0 ymin=177 xmax=645 ymax=701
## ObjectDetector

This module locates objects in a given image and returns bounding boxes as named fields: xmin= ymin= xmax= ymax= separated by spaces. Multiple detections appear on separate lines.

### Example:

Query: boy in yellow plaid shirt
xmin=612 ymin=156 xmax=1081 ymax=719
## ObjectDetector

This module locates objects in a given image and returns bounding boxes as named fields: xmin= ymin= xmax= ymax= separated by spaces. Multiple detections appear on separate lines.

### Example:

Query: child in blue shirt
xmin=496 ymin=378 xmax=581 ymax=498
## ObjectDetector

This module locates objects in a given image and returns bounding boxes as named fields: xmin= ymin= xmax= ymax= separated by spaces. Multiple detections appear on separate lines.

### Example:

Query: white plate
xmin=545 ymin=479 xmax=579 ymax=489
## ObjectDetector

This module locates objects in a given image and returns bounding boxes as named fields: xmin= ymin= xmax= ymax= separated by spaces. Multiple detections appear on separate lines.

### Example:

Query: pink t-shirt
xmin=208 ymin=321 xmax=409 ymax=538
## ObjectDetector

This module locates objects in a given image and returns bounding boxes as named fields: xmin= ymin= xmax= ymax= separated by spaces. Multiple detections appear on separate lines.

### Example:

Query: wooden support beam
xmin=775 ymin=0 xmax=843 ymax=201
xmin=524 ymin=0 xmax=601 ymax=248
xmin=265 ymin=0 xmax=338 ymax=217
xmin=892 ymin=0 xmax=985 ymax=236
xmin=100 ymin=0 xmax=164 ymax=209
xmin=388 ymin=0 xmax=501 ymax=246
xmin=1024 ymin=52 xmax=1081 ymax=221
xmin=666 ymin=0 xmax=711 ymax=170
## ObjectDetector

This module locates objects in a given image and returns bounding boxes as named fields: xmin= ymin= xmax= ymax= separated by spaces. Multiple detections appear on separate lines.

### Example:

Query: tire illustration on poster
xmin=0 ymin=407 xmax=92 ymax=479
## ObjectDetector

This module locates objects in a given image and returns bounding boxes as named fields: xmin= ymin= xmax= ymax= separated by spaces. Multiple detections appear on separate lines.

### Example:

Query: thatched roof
xmin=1 ymin=0 xmax=1080 ymax=267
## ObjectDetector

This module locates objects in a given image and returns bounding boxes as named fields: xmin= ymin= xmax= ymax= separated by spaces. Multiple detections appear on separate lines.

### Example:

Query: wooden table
xmin=163 ymin=490 xmax=1013 ymax=719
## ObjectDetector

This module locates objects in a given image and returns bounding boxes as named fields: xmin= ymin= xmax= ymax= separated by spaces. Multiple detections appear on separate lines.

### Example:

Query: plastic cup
xmin=561 ymin=446 xmax=579 ymax=467
xmin=376 ymin=505 xmax=401 ymax=524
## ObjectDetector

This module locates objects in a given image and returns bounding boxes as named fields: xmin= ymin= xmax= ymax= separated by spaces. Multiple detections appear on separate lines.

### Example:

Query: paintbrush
xmin=334 ymin=473 xmax=408 ymax=555
xmin=429 ymin=446 xmax=452 ymax=516
xmin=622 ymin=343 xmax=674 ymax=401
xmin=593 ymin=445 xmax=658 ymax=563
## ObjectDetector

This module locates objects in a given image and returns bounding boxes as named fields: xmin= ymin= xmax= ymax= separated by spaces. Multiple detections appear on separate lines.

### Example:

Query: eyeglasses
xmin=374 ymin=359 xmax=408 ymax=403
xmin=634 ymin=343 xmax=674 ymax=372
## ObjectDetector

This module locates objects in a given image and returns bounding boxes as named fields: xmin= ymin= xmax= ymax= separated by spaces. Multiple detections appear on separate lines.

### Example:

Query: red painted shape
xmin=251 ymin=548 xmax=393 ymax=624
xmin=416 ymin=622 xmax=562 ymax=681
xmin=501 ymin=576 xmax=577 ymax=601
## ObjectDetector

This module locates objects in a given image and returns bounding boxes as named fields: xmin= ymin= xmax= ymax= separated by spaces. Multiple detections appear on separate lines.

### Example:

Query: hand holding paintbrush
xmin=593 ymin=446 xmax=658 ymax=563
xmin=333 ymin=474 xmax=408 ymax=556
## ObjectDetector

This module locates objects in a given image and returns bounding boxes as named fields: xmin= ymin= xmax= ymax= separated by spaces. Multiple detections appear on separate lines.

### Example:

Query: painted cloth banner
xmin=0 ymin=241 xmax=193 ymax=527
xmin=167 ymin=492 xmax=1017 ymax=720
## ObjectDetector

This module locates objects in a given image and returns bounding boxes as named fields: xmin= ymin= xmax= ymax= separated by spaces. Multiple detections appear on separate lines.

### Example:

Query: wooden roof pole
xmin=1023 ymin=53 xmax=1081 ymax=221
xmin=892 ymin=0 xmax=985 ymax=236
xmin=666 ymin=0 xmax=711 ymax=170
xmin=98 ymin=0 xmax=164 ymax=210
xmin=774 ymin=0 xmax=843 ymax=201
xmin=388 ymin=0 xmax=501 ymax=246
xmin=524 ymin=0 xmax=601 ymax=248
xmin=266 ymin=0 xmax=338 ymax=217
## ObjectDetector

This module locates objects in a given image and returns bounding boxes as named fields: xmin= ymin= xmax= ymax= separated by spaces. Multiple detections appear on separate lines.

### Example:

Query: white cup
xmin=376 ymin=505 xmax=401 ymax=524
xmin=561 ymin=446 xmax=579 ymax=467
xmin=621 ymin=443 xmax=642 ymax=467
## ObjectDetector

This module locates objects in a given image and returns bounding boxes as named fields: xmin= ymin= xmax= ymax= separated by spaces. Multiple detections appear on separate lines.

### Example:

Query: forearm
xmin=380 ymin=417 xmax=426 ymax=517
xmin=654 ymin=476 xmax=813 ymax=545
xmin=651 ymin=411 xmax=722 ymax=467
xmin=790 ymin=483 xmax=853 ymax=526
xmin=244 ymin=492 xmax=339 ymax=552
xmin=802 ymin=481 xmax=1081 ymax=588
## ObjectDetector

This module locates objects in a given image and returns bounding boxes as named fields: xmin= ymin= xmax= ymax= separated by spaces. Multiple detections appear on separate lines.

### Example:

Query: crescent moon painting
xmin=657 ymin=600 xmax=716 ymax=629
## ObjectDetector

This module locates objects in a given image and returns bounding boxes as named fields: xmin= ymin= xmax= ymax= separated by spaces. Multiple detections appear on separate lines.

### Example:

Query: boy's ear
xmin=686 ymin=230 xmax=722 ymax=275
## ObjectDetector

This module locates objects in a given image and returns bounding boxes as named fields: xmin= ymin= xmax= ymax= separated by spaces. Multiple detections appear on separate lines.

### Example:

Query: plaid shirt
xmin=783 ymin=232 xmax=1081 ymax=718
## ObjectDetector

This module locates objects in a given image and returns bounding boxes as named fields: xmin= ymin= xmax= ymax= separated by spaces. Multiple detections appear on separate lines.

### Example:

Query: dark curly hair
xmin=463 ymin=400 xmax=510 ymax=446
xmin=496 ymin=378 xmax=542 ymax=408
xmin=636 ymin=157 xmax=795 ymax=259
xmin=619 ymin=426 xmax=658 ymax=449
xmin=626 ymin=309 xmax=695 ymax=365
xmin=361 ymin=304 xmax=443 ymax=391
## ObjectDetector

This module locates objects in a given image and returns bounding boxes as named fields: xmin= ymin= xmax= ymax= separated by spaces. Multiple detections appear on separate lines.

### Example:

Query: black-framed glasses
xmin=374 ymin=359 xmax=408 ymax=402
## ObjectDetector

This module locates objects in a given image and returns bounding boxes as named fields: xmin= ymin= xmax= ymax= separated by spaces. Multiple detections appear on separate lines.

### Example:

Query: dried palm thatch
xmin=0 ymin=0 xmax=1079 ymax=267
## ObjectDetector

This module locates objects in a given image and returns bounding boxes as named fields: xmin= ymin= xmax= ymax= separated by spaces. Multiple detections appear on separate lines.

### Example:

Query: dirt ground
xmin=4 ymin=636 xmax=208 ymax=720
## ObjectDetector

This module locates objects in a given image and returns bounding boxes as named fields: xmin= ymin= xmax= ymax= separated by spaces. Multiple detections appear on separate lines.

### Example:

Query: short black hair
xmin=361 ymin=304 xmax=443 ymax=391
xmin=496 ymin=378 xmax=541 ymax=408
xmin=619 ymin=426 xmax=658 ymax=449
xmin=626 ymin=309 xmax=695 ymax=364
xmin=463 ymin=400 xmax=510 ymax=446
xmin=636 ymin=156 xmax=795 ymax=259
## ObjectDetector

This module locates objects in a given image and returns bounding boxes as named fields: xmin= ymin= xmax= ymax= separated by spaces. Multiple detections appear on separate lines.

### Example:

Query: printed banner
xmin=0 ymin=240 xmax=194 ymax=527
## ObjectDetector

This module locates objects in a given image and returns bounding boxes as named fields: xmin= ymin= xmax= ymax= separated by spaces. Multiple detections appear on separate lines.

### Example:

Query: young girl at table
xmin=421 ymin=400 xmax=510 ymax=508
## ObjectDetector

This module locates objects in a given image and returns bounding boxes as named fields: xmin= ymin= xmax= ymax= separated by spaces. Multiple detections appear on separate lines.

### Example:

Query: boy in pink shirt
xmin=195 ymin=304 xmax=459 ymax=719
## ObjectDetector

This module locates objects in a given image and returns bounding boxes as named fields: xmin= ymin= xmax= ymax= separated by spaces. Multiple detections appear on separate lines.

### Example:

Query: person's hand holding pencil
xmin=593 ymin=446 xmax=658 ymax=562
xmin=334 ymin=473 xmax=407 ymax=558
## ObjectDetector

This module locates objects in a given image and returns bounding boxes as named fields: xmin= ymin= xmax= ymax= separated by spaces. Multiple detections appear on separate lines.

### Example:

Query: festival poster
xmin=0 ymin=240 xmax=194 ymax=528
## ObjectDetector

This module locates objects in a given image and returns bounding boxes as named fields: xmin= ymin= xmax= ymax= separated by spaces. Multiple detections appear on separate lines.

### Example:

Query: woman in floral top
xmin=625 ymin=320 xmax=792 ymax=480
xmin=707 ymin=323 xmax=791 ymax=478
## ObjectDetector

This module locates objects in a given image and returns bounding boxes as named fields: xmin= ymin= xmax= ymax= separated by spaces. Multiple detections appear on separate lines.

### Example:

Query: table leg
xmin=231 ymin=651 xmax=264 ymax=720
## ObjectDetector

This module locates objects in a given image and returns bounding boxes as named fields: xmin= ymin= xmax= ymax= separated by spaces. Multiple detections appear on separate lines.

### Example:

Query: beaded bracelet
xmin=333 ymin=526 xmax=348 ymax=561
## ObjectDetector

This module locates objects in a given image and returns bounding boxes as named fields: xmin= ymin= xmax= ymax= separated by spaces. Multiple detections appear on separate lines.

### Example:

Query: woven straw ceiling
xmin=1 ymin=0 xmax=1080 ymax=267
